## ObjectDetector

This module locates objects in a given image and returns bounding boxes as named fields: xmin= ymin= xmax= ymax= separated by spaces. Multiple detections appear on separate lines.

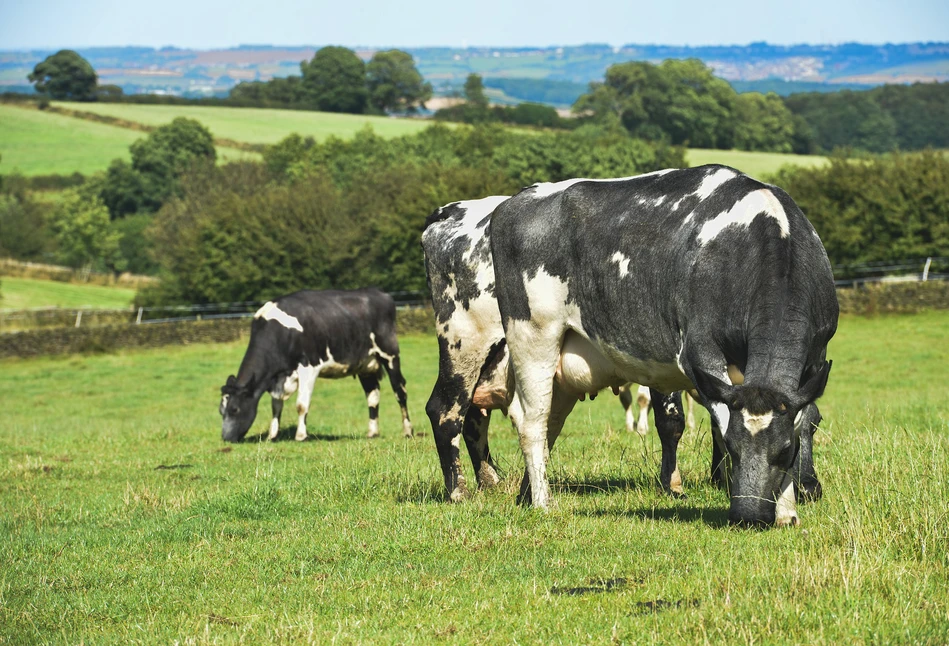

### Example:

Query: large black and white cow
xmin=219 ymin=289 xmax=414 ymax=442
xmin=490 ymin=165 xmax=838 ymax=527
xmin=422 ymin=194 xmax=821 ymax=504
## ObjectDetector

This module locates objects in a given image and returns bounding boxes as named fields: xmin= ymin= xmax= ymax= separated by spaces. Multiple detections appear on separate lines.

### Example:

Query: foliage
xmin=111 ymin=213 xmax=158 ymax=275
xmin=366 ymin=49 xmax=432 ymax=113
xmin=773 ymin=151 xmax=949 ymax=268
xmin=733 ymin=92 xmax=795 ymax=153
xmin=300 ymin=46 xmax=368 ymax=114
xmin=464 ymin=73 xmax=489 ymax=109
xmin=574 ymin=59 xmax=739 ymax=149
xmin=126 ymin=117 xmax=216 ymax=214
xmin=784 ymin=82 xmax=949 ymax=153
xmin=0 ymin=174 xmax=52 ymax=261
xmin=147 ymin=123 xmax=684 ymax=304
xmin=27 ymin=50 xmax=98 ymax=101
xmin=48 ymin=183 xmax=123 ymax=272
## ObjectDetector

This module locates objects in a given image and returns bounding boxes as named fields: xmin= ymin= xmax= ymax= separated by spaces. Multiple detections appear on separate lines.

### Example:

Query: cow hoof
xmin=449 ymin=486 xmax=469 ymax=502
xmin=477 ymin=464 xmax=501 ymax=489
xmin=295 ymin=433 xmax=308 ymax=442
xmin=367 ymin=431 xmax=380 ymax=439
xmin=665 ymin=490 xmax=688 ymax=500
xmin=776 ymin=514 xmax=800 ymax=528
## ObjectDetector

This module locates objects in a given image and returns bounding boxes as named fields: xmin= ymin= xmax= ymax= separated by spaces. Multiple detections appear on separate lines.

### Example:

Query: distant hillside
xmin=2 ymin=41 xmax=947 ymax=101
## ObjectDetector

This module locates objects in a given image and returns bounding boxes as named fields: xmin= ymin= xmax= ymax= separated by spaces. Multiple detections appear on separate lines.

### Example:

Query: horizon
xmin=1 ymin=0 xmax=947 ymax=51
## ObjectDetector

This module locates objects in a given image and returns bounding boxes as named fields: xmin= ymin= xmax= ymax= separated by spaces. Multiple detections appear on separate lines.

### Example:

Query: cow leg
xmin=359 ymin=371 xmax=383 ymax=438
xmin=384 ymin=355 xmax=414 ymax=438
xmin=293 ymin=365 xmax=319 ymax=441
xmin=710 ymin=418 xmax=729 ymax=489
xmin=462 ymin=407 xmax=501 ymax=489
xmin=518 ymin=383 xmax=578 ymax=505
xmin=684 ymin=391 xmax=696 ymax=432
xmin=619 ymin=386 xmax=635 ymax=433
xmin=792 ymin=403 xmax=823 ymax=502
xmin=635 ymin=385 xmax=651 ymax=436
xmin=269 ymin=398 xmax=284 ymax=441
xmin=651 ymin=389 xmax=686 ymax=497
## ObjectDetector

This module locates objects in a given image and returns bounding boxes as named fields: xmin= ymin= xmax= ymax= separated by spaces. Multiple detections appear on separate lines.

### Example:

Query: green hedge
xmin=837 ymin=280 xmax=949 ymax=315
xmin=0 ymin=307 xmax=435 ymax=359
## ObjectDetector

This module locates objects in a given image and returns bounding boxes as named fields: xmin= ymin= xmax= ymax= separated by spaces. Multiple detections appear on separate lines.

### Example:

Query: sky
xmin=1 ymin=0 xmax=947 ymax=51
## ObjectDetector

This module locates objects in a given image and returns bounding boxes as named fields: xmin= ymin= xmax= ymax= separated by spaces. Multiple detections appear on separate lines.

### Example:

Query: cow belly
xmin=557 ymin=331 xmax=691 ymax=396
xmin=557 ymin=332 xmax=625 ymax=396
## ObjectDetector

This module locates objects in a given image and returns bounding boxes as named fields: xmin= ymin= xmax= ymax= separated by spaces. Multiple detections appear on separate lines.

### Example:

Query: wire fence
xmin=2 ymin=258 xmax=947 ymax=330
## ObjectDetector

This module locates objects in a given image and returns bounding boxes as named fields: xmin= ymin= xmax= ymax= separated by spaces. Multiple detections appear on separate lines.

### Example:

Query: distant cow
xmin=491 ymin=166 xmax=838 ymax=527
xmin=219 ymin=289 xmax=413 ymax=442
xmin=422 ymin=196 xmax=708 ymax=501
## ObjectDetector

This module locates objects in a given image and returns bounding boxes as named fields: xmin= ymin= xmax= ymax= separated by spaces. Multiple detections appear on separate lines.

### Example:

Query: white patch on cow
xmin=775 ymin=476 xmax=799 ymax=527
xmin=254 ymin=301 xmax=303 ymax=332
xmin=367 ymin=418 xmax=379 ymax=438
xmin=664 ymin=400 xmax=677 ymax=416
xmin=268 ymin=417 xmax=280 ymax=440
xmin=695 ymin=167 xmax=737 ymax=199
xmin=610 ymin=251 xmax=631 ymax=278
xmin=526 ymin=170 xmax=673 ymax=200
xmin=367 ymin=388 xmax=381 ymax=408
xmin=697 ymin=188 xmax=790 ymax=245
xmin=794 ymin=409 xmax=804 ymax=426
xmin=741 ymin=409 xmax=773 ymax=437
xmin=313 ymin=347 xmax=351 ymax=378
xmin=711 ymin=402 xmax=731 ymax=437
xmin=368 ymin=332 xmax=395 ymax=370
xmin=293 ymin=364 xmax=319 ymax=441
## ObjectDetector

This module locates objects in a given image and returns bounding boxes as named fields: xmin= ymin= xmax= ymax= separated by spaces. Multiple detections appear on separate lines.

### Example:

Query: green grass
xmin=1 ymin=311 xmax=948 ymax=642
xmin=0 ymin=105 xmax=258 ymax=176
xmin=54 ymin=101 xmax=442 ymax=146
xmin=0 ymin=277 xmax=136 ymax=310
xmin=687 ymin=148 xmax=829 ymax=178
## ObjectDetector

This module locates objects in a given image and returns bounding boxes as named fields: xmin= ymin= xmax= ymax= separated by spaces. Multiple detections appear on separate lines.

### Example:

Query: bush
xmin=772 ymin=151 xmax=949 ymax=269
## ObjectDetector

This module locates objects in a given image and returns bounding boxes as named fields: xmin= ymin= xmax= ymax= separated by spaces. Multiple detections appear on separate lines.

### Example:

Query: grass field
xmin=686 ymin=148 xmax=829 ymax=178
xmin=1 ymin=311 xmax=947 ymax=643
xmin=0 ymin=105 xmax=258 ymax=176
xmin=0 ymin=276 xmax=136 ymax=310
xmin=54 ymin=101 xmax=440 ymax=146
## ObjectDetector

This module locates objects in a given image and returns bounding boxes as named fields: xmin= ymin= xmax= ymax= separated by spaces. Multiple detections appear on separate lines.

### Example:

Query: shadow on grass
xmin=245 ymin=428 xmax=355 ymax=443
xmin=577 ymin=505 xmax=730 ymax=528
xmin=552 ymin=475 xmax=660 ymax=496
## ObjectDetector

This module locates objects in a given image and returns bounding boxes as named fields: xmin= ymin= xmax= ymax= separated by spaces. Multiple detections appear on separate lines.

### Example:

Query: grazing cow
xmin=491 ymin=165 xmax=838 ymax=527
xmin=423 ymin=195 xmax=811 ymax=503
xmin=219 ymin=289 xmax=413 ymax=442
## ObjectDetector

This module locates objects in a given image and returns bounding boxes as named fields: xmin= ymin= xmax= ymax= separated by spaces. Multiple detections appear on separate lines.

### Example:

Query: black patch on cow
xmin=368 ymin=406 xmax=379 ymax=420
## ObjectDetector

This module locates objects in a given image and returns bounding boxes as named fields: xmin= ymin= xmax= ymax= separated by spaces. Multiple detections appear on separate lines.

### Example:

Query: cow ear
xmin=691 ymin=366 xmax=737 ymax=404
xmin=794 ymin=361 xmax=832 ymax=408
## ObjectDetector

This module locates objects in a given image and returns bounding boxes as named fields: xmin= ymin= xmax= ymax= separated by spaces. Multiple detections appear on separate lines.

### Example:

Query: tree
xmin=733 ymin=92 xmax=795 ymax=152
xmin=28 ymin=50 xmax=98 ymax=101
xmin=573 ymin=59 xmax=737 ymax=149
xmin=366 ymin=49 xmax=432 ymax=113
xmin=0 ymin=173 xmax=52 ymax=261
xmin=464 ymin=73 xmax=488 ymax=108
xmin=300 ymin=46 xmax=368 ymax=113
xmin=128 ymin=117 xmax=216 ymax=211
xmin=49 ymin=184 xmax=123 ymax=272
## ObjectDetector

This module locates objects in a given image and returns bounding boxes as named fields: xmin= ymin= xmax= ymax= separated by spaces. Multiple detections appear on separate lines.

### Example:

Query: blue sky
xmin=1 ymin=0 xmax=947 ymax=50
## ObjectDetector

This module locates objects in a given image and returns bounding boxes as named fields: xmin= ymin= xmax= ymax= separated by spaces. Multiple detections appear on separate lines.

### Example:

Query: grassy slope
xmin=54 ymin=101 xmax=439 ymax=145
xmin=686 ymin=148 xmax=829 ymax=178
xmin=1 ymin=312 xmax=947 ymax=643
xmin=0 ymin=105 xmax=258 ymax=176
xmin=0 ymin=276 xmax=136 ymax=310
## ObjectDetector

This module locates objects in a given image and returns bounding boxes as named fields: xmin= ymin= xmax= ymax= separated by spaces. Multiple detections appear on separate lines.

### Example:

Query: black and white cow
xmin=619 ymin=385 xmax=696 ymax=436
xmin=490 ymin=165 xmax=838 ymax=527
xmin=220 ymin=289 xmax=413 ymax=442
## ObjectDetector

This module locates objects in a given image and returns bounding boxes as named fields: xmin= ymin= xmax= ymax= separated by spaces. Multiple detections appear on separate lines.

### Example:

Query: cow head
xmin=219 ymin=375 xmax=261 ymax=442
xmin=693 ymin=361 xmax=831 ymax=527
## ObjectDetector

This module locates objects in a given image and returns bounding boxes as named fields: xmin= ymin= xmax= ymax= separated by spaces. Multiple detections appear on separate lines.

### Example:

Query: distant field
xmin=0 ymin=277 xmax=136 ymax=310
xmin=54 ymin=101 xmax=439 ymax=145
xmin=0 ymin=105 xmax=258 ymax=176
xmin=686 ymin=148 xmax=829 ymax=177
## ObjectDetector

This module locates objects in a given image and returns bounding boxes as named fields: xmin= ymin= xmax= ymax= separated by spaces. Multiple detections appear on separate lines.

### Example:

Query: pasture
xmin=686 ymin=148 xmax=829 ymax=178
xmin=0 ymin=276 xmax=136 ymax=310
xmin=1 ymin=311 xmax=947 ymax=643
xmin=0 ymin=105 xmax=257 ymax=176
xmin=52 ymin=101 xmax=441 ymax=146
